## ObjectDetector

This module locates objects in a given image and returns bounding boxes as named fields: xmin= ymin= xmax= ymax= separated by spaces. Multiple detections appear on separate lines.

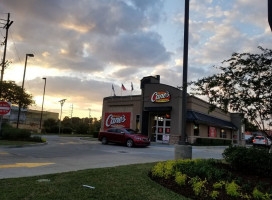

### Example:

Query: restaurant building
xmin=101 ymin=75 xmax=244 ymax=144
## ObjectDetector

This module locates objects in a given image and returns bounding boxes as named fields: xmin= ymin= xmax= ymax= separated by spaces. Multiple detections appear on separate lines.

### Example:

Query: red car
xmin=98 ymin=128 xmax=150 ymax=147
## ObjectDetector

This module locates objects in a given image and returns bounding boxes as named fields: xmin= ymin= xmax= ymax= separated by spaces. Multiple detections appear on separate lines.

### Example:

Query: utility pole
xmin=269 ymin=0 xmax=272 ymax=31
xmin=1 ymin=13 xmax=13 ymax=83
xmin=88 ymin=108 xmax=91 ymax=125
xmin=58 ymin=99 xmax=66 ymax=134
xmin=70 ymin=104 xmax=73 ymax=118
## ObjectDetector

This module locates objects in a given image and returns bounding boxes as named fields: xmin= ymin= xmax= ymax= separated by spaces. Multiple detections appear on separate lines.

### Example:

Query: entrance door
xmin=152 ymin=114 xmax=171 ymax=143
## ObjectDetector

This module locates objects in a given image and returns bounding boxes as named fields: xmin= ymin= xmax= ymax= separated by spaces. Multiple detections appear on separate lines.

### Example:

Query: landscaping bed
xmin=149 ymin=146 xmax=272 ymax=200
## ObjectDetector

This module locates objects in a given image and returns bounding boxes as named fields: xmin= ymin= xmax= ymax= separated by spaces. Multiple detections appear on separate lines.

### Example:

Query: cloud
xmin=94 ymin=32 xmax=172 ymax=67
xmin=27 ymin=76 xmax=113 ymax=105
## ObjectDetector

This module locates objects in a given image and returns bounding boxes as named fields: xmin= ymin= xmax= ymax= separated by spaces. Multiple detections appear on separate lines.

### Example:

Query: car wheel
xmin=126 ymin=139 xmax=134 ymax=147
xmin=102 ymin=137 xmax=108 ymax=145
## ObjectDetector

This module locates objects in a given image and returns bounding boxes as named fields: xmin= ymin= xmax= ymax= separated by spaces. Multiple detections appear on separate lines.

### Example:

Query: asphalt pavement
xmin=0 ymin=135 xmax=227 ymax=179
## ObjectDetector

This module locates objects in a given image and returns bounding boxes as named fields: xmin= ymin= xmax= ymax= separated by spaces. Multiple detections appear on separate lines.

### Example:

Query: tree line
xmin=43 ymin=116 xmax=101 ymax=135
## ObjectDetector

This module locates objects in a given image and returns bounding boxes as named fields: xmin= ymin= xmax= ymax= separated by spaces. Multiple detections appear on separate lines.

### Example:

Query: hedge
xmin=194 ymin=138 xmax=232 ymax=146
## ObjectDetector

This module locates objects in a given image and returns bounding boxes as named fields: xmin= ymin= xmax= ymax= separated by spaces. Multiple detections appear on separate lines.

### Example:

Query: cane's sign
xmin=104 ymin=112 xmax=131 ymax=129
xmin=151 ymin=91 xmax=170 ymax=103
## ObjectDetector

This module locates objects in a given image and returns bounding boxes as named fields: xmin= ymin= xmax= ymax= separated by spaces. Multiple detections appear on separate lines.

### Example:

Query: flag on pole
xmin=112 ymin=84 xmax=116 ymax=96
xmin=131 ymin=82 xmax=134 ymax=91
xmin=121 ymin=84 xmax=127 ymax=91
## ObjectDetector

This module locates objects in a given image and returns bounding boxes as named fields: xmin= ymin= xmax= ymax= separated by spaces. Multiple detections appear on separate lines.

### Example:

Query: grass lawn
xmin=0 ymin=163 xmax=188 ymax=200
xmin=0 ymin=140 xmax=40 ymax=146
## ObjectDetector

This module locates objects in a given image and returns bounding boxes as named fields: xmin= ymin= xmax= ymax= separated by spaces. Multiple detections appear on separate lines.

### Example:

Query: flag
xmin=121 ymin=84 xmax=127 ymax=91
xmin=131 ymin=82 xmax=134 ymax=91
xmin=112 ymin=84 xmax=116 ymax=96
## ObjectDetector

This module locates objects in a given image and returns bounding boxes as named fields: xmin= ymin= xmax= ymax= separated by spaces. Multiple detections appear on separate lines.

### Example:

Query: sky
xmin=0 ymin=0 xmax=271 ymax=120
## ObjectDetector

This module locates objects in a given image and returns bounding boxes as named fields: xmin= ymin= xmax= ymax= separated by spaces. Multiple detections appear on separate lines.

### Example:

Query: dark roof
xmin=187 ymin=110 xmax=237 ymax=130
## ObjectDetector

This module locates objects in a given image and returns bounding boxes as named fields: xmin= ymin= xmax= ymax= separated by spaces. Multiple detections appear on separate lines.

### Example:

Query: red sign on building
xmin=104 ymin=112 xmax=131 ymax=129
xmin=0 ymin=101 xmax=11 ymax=115
xmin=209 ymin=127 xmax=217 ymax=138
xmin=151 ymin=91 xmax=171 ymax=103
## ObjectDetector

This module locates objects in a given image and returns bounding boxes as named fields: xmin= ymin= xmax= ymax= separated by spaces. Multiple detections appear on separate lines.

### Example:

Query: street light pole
xmin=39 ymin=77 xmax=46 ymax=130
xmin=16 ymin=54 xmax=34 ymax=128
xmin=174 ymin=0 xmax=192 ymax=159
xmin=58 ymin=99 xmax=66 ymax=134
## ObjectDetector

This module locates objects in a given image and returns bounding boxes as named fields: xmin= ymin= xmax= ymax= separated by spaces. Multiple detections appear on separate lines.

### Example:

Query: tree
xmin=191 ymin=46 xmax=272 ymax=132
xmin=243 ymin=118 xmax=258 ymax=132
xmin=43 ymin=118 xmax=59 ymax=133
xmin=0 ymin=81 xmax=34 ymax=108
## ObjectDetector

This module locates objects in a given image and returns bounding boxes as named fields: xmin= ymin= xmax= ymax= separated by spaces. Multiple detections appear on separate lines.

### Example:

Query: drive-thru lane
xmin=0 ymin=135 xmax=227 ymax=179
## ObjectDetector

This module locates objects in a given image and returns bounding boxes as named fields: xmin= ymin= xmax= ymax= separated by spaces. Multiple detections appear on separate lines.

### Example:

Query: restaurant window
xmin=194 ymin=124 xmax=199 ymax=136
xmin=220 ymin=129 xmax=226 ymax=138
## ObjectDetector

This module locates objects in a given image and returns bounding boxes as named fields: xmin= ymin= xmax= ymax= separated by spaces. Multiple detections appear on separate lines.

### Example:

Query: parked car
xmin=98 ymin=128 xmax=150 ymax=147
xmin=253 ymin=136 xmax=272 ymax=147
xmin=246 ymin=136 xmax=254 ymax=144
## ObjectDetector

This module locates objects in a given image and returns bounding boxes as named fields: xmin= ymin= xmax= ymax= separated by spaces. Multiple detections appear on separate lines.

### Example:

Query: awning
xmin=187 ymin=110 xmax=237 ymax=130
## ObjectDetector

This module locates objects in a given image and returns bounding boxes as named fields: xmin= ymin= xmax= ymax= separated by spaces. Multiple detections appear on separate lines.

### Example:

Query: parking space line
xmin=0 ymin=163 xmax=55 ymax=168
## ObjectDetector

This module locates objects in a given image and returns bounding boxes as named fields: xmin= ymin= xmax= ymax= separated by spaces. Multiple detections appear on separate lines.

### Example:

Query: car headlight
xmin=135 ymin=137 xmax=142 ymax=140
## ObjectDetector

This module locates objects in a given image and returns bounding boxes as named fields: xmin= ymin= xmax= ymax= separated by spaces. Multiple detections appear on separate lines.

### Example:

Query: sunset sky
xmin=0 ymin=0 xmax=271 ymax=119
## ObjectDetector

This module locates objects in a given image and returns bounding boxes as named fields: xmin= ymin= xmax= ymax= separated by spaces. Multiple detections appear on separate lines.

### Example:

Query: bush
xmin=62 ymin=127 xmax=73 ymax=134
xmin=222 ymin=146 xmax=272 ymax=177
xmin=92 ymin=131 xmax=99 ymax=138
xmin=189 ymin=177 xmax=208 ymax=196
xmin=225 ymin=181 xmax=240 ymax=197
xmin=45 ymin=125 xmax=59 ymax=133
xmin=74 ymin=123 xmax=90 ymax=134
xmin=30 ymin=136 xmax=46 ymax=143
xmin=175 ymin=172 xmax=187 ymax=186
xmin=194 ymin=138 xmax=232 ymax=146
xmin=2 ymin=128 xmax=31 ymax=140
xmin=175 ymin=159 xmax=229 ymax=182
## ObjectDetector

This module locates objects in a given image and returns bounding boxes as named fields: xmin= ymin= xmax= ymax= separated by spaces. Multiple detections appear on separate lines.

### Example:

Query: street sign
xmin=0 ymin=101 xmax=11 ymax=115
xmin=269 ymin=0 xmax=272 ymax=31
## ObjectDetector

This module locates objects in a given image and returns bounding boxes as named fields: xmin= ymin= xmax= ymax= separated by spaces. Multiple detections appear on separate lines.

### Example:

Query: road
xmin=0 ymin=136 xmax=227 ymax=179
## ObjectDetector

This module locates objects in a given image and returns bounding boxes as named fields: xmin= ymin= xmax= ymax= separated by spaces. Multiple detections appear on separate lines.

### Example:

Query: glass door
xmin=152 ymin=114 xmax=171 ymax=143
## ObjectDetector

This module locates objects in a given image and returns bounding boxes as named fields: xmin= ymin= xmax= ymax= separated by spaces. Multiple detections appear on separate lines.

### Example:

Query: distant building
xmin=3 ymin=106 xmax=59 ymax=131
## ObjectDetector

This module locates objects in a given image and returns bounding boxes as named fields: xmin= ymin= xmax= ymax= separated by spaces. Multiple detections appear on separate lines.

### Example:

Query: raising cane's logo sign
xmin=151 ymin=91 xmax=171 ymax=103
xmin=104 ymin=112 xmax=131 ymax=129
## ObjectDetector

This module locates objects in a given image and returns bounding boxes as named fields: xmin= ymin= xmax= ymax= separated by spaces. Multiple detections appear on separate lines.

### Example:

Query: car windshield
xmin=125 ymin=128 xmax=136 ymax=134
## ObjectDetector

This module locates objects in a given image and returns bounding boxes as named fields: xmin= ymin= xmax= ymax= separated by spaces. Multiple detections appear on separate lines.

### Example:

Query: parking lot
xmin=0 ymin=135 xmax=227 ymax=179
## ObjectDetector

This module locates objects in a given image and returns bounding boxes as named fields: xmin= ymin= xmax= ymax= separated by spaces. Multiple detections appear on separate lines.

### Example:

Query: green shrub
xmin=45 ymin=125 xmax=59 ymax=133
xmin=175 ymin=159 xmax=229 ymax=182
xmin=2 ymin=128 xmax=31 ymax=140
xmin=30 ymin=136 xmax=46 ymax=143
xmin=210 ymin=190 xmax=219 ymax=200
xmin=163 ymin=160 xmax=176 ymax=179
xmin=223 ymin=146 xmax=272 ymax=177
xmin=74 ymin=123 xmax=90 ymax=134
xmin=151 ymin=160 xmax=176 ymax=179
xmin=62 ymin=127 xmax=73 ymax=134
xmin=189 ymin=177 xmax=208 ymax=196
xmin=194 ymin=138 xmax=232 ymax=146
xmin=253 ymin=188 xmax=264 ymax=199
xmin=225 ymin=181 xmax=240 ymax=197
xmin=262 ymin=193 xmax=272 ymax=200
xmin=151 ymin=162 xmax=165 ymax=178
xmin=92 ymin=131 xmax=99 ymax=138
xmin=175 ymin=172 xmax=187 ymax=186
xmin=213 ymin=181 xmax=225 ymax=189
